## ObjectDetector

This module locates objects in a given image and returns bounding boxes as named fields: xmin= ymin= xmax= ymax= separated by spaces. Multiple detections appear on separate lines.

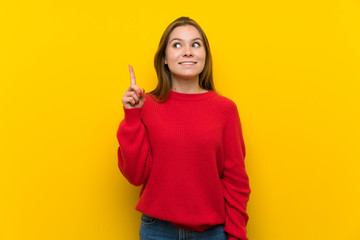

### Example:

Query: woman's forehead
xmin=169 ymin=25 xmax=202 ymax=40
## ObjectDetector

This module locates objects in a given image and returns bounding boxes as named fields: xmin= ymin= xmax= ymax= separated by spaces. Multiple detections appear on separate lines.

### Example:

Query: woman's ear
xmin=164 ymin=55 xmax=168 ymax=65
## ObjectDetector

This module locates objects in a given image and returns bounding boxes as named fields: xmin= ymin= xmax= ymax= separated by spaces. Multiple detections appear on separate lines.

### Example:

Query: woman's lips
xmin=179 ymin=61 xmax=197 ymax=65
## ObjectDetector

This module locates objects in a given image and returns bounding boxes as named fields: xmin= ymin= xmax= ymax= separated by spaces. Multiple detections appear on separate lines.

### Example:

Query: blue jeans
xmin=139 ymin=214 xmax=228 ymax=240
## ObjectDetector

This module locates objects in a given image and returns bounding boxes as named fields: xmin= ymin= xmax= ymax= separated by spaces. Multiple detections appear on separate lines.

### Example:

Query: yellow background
xmin=1 ymin=0 xmax=359 ymax=239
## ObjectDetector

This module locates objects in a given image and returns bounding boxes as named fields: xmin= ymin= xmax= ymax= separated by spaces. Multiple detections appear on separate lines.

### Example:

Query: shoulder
xmin=143 ymin=93 xmax=159 ymax=106
xmin=141 ymin=93 xmax=164 ymax=115
xmin=212 ymin=92 xmax=239 ymax=115
xmin=210 ymin=92 xmax=243 ymax=129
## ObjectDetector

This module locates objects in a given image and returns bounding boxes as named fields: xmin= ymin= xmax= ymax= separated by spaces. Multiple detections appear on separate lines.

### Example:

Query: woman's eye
xmin=173 ymin=42 xmax=201 ymax=48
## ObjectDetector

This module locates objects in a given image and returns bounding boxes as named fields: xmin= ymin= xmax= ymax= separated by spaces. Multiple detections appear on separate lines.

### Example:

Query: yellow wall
xmin=1 ymin=1 xmax=359 ymax=239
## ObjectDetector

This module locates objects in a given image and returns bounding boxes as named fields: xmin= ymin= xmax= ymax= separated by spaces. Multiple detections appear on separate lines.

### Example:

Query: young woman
xmin=117 ymin=16 xmax=250 ymax=240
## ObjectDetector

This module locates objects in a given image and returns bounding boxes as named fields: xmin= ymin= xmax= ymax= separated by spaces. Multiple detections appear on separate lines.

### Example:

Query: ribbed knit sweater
xmin=116 ymin=90 xmax=250 ymax=240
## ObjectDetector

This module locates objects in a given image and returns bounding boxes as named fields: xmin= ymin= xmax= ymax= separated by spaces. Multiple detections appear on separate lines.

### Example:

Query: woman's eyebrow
xmin=169 ymin=37 xmax=203 ymax=43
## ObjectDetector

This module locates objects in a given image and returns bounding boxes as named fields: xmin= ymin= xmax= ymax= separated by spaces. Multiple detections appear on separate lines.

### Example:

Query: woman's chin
xmin=171 ymin=73 xmax=201 ymax=81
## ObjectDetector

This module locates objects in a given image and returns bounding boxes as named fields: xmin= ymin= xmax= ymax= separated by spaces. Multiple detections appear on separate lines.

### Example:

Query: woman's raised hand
xmin=122 ymin=65 xmax=145 ymax=109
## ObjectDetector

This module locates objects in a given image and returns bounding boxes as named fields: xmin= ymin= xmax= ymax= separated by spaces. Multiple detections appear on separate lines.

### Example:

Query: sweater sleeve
xmin=220 ymin=102 xmax=251 ymax=240
xmin=116 ymin=106 xmax=152 ymax=186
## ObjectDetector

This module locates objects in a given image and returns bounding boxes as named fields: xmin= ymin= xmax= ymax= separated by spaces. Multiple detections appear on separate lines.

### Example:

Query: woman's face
xmin=165 ymin=25 xmax=206 ymax=81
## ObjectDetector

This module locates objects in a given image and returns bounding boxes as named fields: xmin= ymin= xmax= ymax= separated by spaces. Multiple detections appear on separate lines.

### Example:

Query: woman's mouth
xmin=179 ymin=61 xmax=197 ymax=65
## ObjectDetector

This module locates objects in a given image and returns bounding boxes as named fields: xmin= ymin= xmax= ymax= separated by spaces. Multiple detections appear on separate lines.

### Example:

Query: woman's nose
xmin=183 ymin=46 xmax=193 ymax=57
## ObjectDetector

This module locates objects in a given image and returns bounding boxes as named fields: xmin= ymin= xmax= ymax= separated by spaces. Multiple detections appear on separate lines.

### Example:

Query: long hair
xmin=149 ymin=16 xmax=217 ymax=103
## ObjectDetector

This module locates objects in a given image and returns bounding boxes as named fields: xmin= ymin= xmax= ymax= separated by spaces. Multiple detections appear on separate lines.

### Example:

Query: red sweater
xmin=117 ymin=90 xmax=250 ymax=240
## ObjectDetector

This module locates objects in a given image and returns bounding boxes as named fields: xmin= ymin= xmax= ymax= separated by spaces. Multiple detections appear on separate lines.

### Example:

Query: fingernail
xmin=139 ymin=92 xmax=142 ymax=97
xmin=136 ymin=100 xmax=139 ymax=104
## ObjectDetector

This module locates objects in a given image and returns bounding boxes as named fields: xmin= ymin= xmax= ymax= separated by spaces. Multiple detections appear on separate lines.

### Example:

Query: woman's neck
xmin=170 ymin=76 xmax=207 ymax=94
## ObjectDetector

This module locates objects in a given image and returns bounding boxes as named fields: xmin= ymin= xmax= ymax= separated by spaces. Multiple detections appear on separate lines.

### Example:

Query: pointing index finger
xmin=129 ymin=65 xmax=136 ymax=85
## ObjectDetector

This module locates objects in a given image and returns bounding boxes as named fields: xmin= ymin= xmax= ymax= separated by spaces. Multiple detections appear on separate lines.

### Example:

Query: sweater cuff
xmin=123 ymin=107 xmax=143 ymax=124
